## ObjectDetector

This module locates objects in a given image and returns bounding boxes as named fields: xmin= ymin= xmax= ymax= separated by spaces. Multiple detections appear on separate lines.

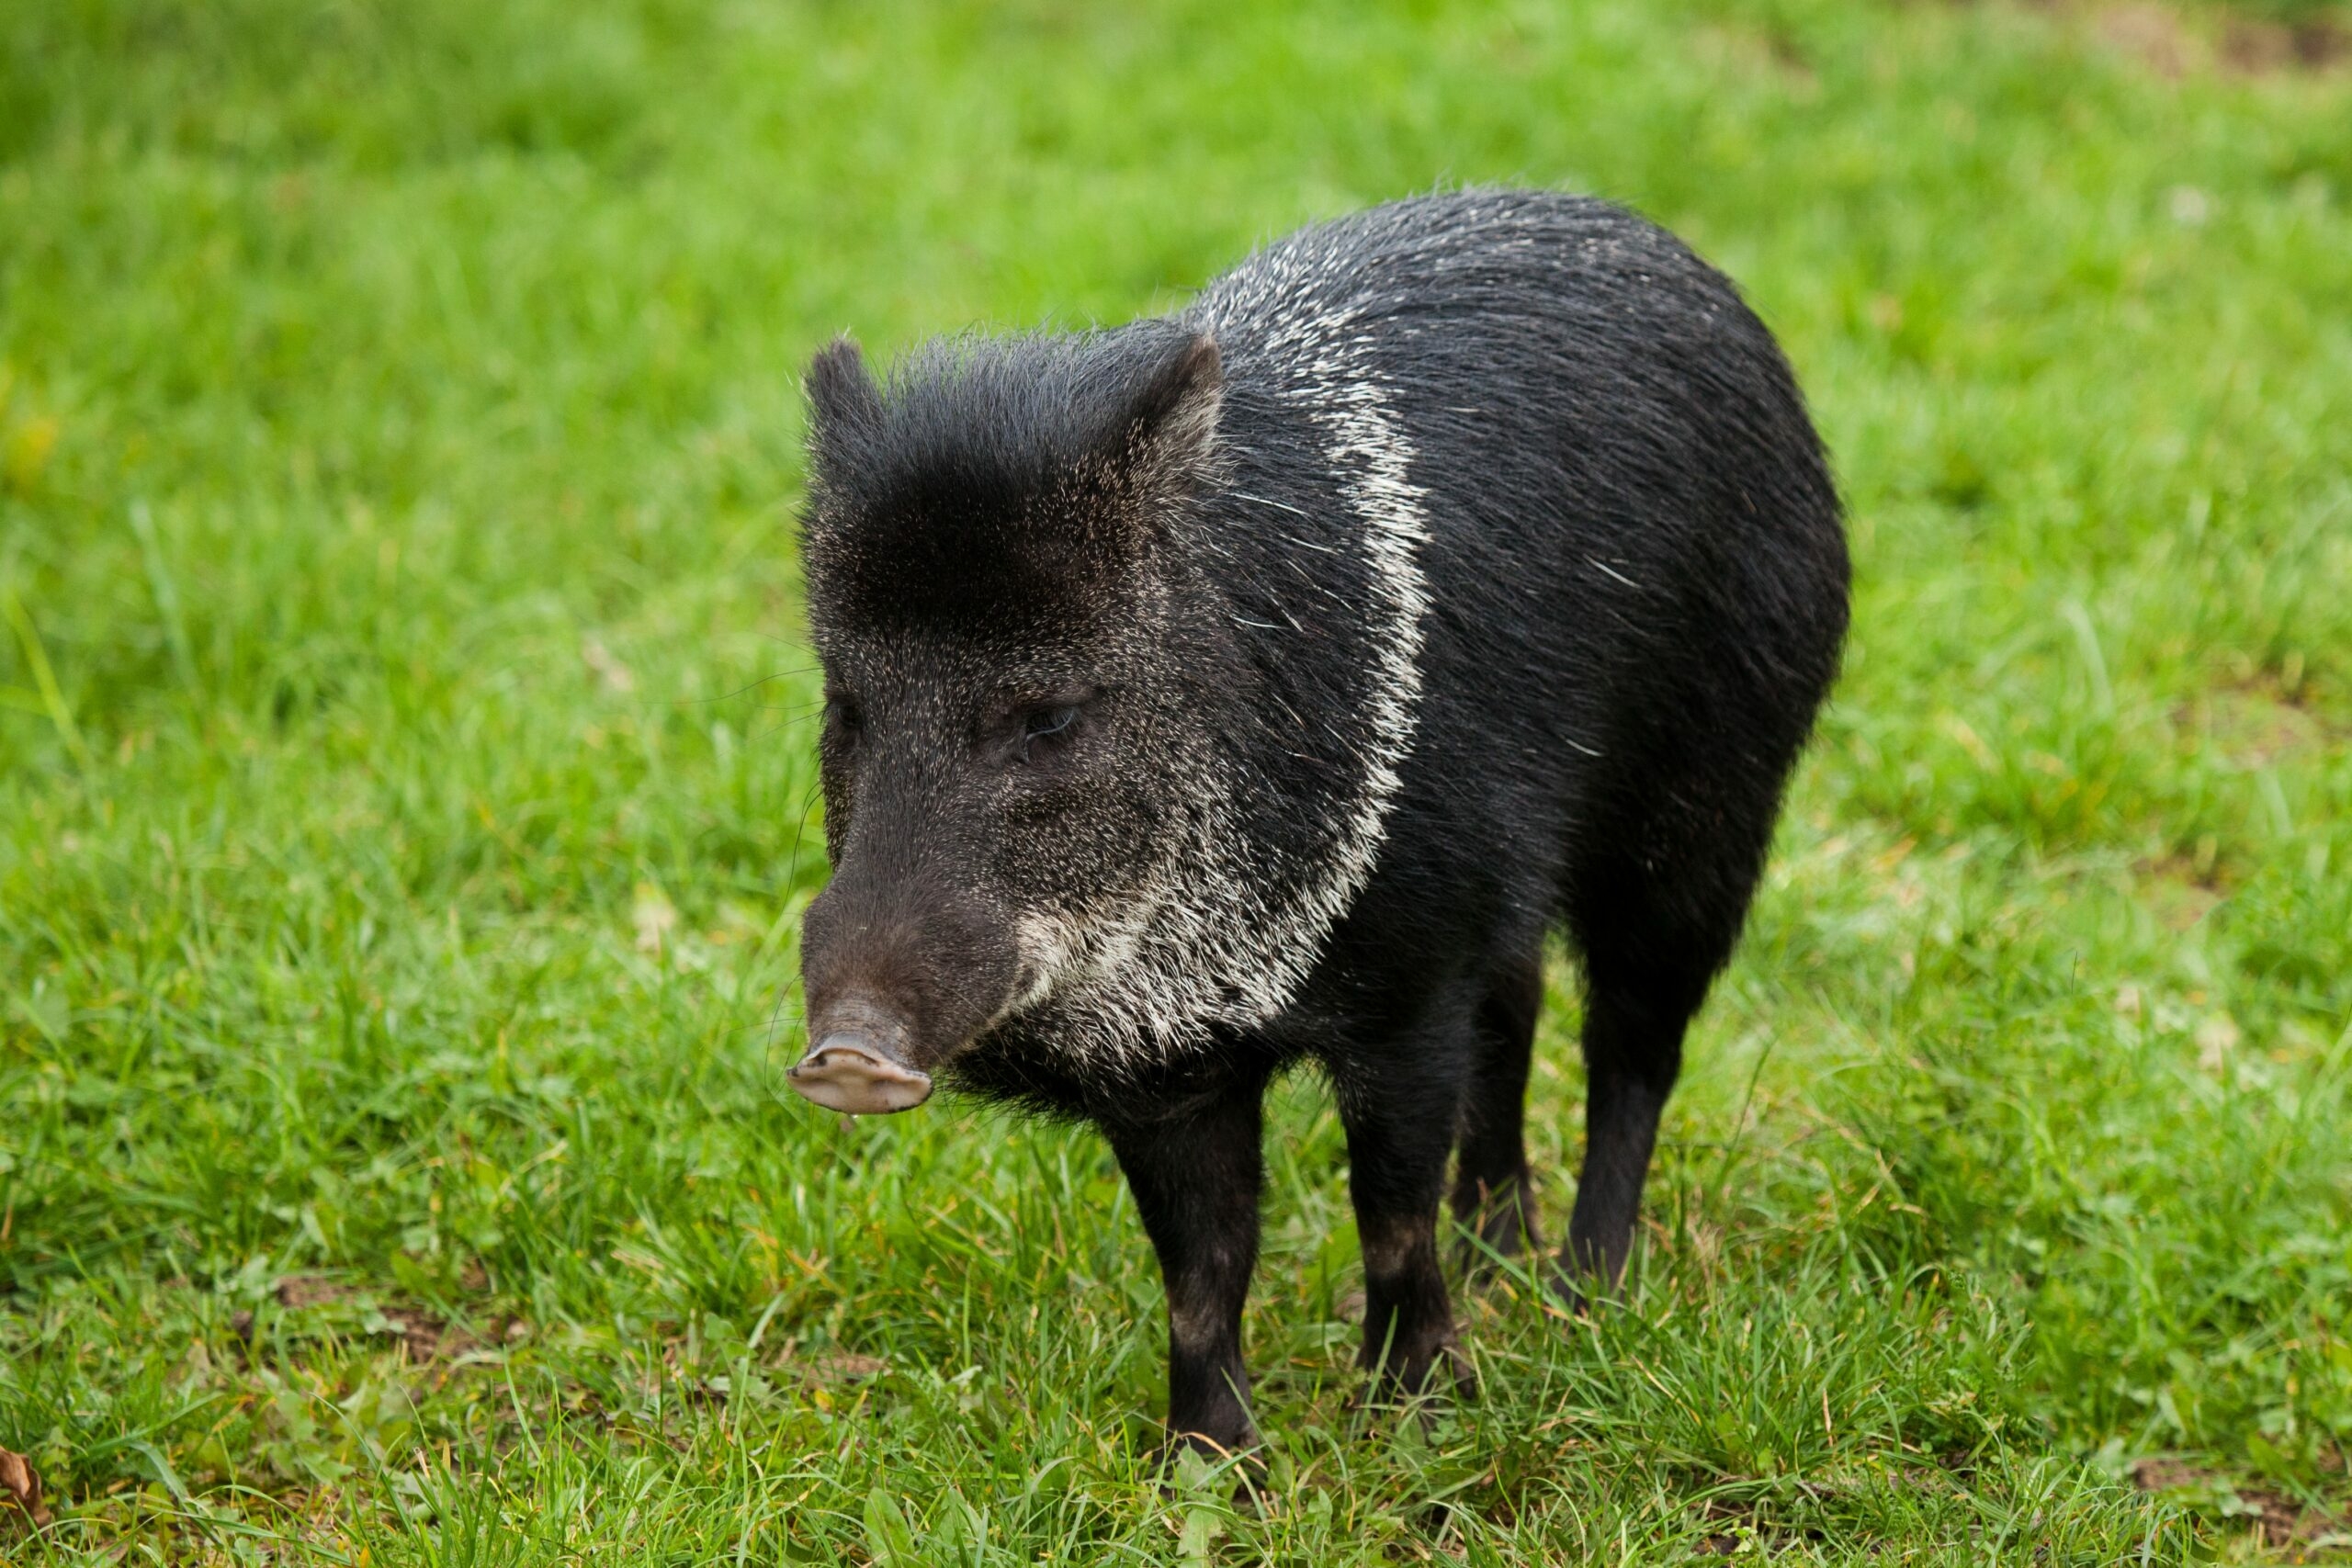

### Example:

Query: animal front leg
xmin=1104 ymin=1081 xmax=1267 ymax=1461
xmin=1340 ymin=1066 xmax=1472 ymax=1401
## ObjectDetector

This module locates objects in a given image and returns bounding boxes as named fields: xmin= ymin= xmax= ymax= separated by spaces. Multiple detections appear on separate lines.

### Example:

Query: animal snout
xmin=787 ymin=997 xmax=934 ymax=1115
xmin=794 ymin=868 xmax=1025 ymax=1115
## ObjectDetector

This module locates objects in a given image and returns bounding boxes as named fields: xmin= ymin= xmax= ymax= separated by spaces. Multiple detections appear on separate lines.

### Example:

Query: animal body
xmin=788 ymin=189 xmax=1849 ymax=1460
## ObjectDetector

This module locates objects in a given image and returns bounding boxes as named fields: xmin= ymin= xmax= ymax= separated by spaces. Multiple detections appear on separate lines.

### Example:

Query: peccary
xmin=789 ymin=189 xmax=1849 ymax=1460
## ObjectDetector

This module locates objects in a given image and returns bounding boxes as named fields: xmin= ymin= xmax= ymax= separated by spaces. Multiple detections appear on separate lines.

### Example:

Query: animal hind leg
xmin=1561 ymin=968 xmax=1703 ymax=1292
xmin=1562 ymin=842 xmax=1757 ymax=1298
xmin=1450 ymin=952 xmax=1544 ymax=1275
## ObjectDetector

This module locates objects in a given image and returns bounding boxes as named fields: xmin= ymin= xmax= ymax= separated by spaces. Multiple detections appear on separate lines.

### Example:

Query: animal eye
xmin=1025 ymin=705 xmax=1079 ymax=740
xmin=1017 ymin=704 xmax=1081 ymax=760
xmin=824 ymin=695 xmax=864 ymax=737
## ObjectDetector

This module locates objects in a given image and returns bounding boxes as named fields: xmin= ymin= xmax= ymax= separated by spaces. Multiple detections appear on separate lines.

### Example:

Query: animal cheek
xmin=816 ymin=784 xmax=854 ymax=854
xmin=1011 ymin=912 xmax=1086 ymax=1004
xmin=997 ymin=777 xmax=1100 ymax=842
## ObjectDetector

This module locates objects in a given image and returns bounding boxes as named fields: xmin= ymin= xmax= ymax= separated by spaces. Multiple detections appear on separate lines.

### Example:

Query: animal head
xmin=789 ymin=325 xmax=1229 ymax=1111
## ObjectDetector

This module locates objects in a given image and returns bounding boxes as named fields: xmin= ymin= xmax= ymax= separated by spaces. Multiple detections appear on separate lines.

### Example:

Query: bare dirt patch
xmin=800 ymin=1350 xmax=890 ymax=1385
xmin=2199 ymin=688 xmax=2330 ymax=768
xmin=251 ymin=1275 xmax=500 ymax=1362
xmin=2221 ymin=13 xmax=2352 ymax=72
xmin=273 ymin=1274 xmax=349 ymax=1311
xmin=2168 ymin=664 xmax=2345 ymax=782
xmin=2094 ymin=3 xmax=2350 ymax=78
xmin=2135 ymin=852 xmax=2227 ymax=931
xmin=2132 ymin=1458 xmax=2352 ymax=1552
xmin=2099 ymin=3 xmax=2199 ymax=76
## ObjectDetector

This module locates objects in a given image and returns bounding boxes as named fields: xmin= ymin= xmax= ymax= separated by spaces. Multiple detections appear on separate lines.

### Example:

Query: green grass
xmin=3 ymin=0 xmax=2349 ymax=1560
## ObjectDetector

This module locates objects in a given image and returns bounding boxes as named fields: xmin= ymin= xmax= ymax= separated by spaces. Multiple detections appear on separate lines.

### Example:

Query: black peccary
xmin=788 ymin=189 xmax=1849 ymax=1459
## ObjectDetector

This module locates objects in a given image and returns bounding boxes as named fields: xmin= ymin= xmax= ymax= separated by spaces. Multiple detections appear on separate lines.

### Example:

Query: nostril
xmin=805 ymin=1030 xmax=895 ymax=1077
xmin=810 ymin=1029 xmax=875 ymax=1061
xmin=787 ymin=1019 xmax=934 ymax=1115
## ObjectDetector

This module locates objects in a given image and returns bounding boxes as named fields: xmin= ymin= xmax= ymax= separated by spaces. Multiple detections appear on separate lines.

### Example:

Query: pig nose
xmin=787 ymin=1000 xmax=934 ymax=1115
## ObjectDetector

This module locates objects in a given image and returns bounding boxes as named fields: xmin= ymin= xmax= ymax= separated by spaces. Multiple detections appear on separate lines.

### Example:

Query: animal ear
xmin=805 ymin=335 xmax=882 ymax=435
xmin=1122 ymin=333 xmax=1223 ymax=480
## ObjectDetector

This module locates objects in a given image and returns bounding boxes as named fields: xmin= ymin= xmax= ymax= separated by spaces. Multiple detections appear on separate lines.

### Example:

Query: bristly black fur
xmin=803 ymin=327 xmax=1224 ymax=638
xmin=794 ymin=189 xmax=1850 ymax=1461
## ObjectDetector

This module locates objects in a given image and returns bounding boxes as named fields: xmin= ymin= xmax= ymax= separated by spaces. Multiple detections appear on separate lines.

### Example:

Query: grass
xmin=2 ymin=0 xmax=2349 ymax=1560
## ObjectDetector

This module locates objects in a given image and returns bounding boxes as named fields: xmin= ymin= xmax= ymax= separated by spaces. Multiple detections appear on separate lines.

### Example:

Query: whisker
xmin=682 ymin=666 xmax=825 ymax=706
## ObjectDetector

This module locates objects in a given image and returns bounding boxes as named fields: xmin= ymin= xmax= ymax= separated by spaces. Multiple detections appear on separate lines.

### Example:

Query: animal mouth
xmin=786 ymin=1033 xmax=934 ymax=1114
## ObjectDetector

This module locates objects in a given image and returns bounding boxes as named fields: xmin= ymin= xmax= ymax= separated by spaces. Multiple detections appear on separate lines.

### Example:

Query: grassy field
xmin=4 ymin=0 xmax=2350 ymax=1560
